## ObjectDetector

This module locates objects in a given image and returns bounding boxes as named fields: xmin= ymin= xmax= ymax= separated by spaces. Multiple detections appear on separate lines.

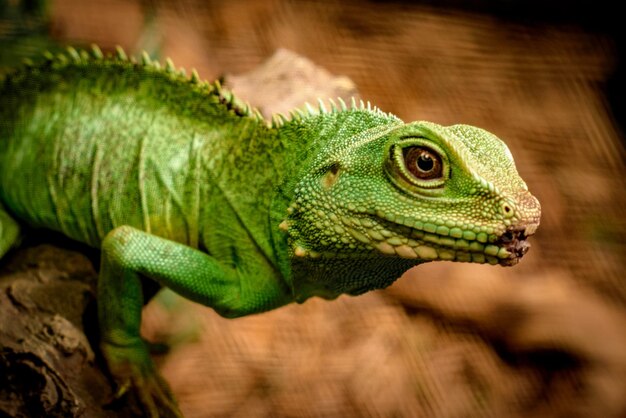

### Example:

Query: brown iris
xmin=403 ymin=146 xmax=443 ymax=180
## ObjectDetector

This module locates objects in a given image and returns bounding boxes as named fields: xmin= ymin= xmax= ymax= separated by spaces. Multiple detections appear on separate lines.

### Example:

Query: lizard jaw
xmin=342 ymin=218 xmax=538 ymax=266
xmin=285 ymin=211 xmax=538 ymax=267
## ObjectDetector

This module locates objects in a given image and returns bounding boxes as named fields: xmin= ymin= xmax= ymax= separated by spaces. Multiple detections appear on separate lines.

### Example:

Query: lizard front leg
xmin=98 ymin=225 xmax=290 ymax=417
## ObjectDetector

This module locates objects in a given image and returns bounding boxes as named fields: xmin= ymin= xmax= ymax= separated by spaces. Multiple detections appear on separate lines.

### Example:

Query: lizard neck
xmin=269 ymin=105 xmax=406 ymax=299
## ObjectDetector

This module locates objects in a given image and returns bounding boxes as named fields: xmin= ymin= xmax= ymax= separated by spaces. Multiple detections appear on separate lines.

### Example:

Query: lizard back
xmin=0 ymin=48 xmax=276 ymax=254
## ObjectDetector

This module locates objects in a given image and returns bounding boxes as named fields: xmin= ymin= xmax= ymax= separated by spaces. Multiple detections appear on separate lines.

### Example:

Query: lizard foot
xmin=101 ymin=339 xmax=183 ymax=418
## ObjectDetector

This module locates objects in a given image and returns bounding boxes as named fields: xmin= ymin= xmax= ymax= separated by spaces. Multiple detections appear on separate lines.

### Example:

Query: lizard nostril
xmin=501 ymin=202 xmax=514 ymax=218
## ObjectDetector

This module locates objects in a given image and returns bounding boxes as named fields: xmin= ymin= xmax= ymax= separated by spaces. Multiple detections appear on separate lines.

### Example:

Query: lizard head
xmin=284 ymin=120 xmax=541 ymax=267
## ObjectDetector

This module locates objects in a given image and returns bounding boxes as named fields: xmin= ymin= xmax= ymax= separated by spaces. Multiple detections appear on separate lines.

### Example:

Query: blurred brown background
xmin=2 ymin=0 xmax=625 ymax=417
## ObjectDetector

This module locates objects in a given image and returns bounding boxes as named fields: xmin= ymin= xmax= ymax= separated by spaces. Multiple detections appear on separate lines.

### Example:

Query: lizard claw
xmin=102 ymin=340 xmax=183 ymax=418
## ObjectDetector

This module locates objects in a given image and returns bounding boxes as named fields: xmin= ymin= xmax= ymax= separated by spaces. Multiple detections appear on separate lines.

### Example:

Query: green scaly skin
xmin=0 ymin=46 xmax=541 ymax=417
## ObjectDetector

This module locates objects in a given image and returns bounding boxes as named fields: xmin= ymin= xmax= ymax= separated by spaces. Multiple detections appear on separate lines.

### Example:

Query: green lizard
xmin=0 ymin=46 xmax=541 ymax=417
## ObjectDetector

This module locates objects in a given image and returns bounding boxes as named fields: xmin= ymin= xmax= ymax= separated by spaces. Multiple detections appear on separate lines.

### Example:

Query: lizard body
xmin=0 ymin=47 xmax=540 ymax=416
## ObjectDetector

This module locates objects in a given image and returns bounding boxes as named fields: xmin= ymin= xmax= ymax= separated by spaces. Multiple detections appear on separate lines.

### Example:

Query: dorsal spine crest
xmin=3 ymin=45 xmax=264 ymax=123
xmin=3 ymin=45 xmax=400 ymax=130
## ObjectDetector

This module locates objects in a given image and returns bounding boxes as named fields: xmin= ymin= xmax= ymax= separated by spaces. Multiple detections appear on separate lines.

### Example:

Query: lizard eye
xmin=403 ymin=146 xmax=443 ymax=180
xmin=385 ymin=138 xmax=449 ymax=194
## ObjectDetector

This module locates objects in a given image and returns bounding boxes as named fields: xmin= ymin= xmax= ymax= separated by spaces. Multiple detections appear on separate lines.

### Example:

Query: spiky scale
xmin=293 ymin=108 xmax=306 ymax=120
xmin=190 ymin=69 xmax=200 ymax=84
xmin=278 ymin=113 xmax=289 ymax=124
xmin=328 ymin=98 xmax=338 ymax=112
xmin=318 ymin=98 xmax=327 ymax=113
xmin=253 ymin=108 xmax=264 ymax=122
xmin=90 ymin=44 xmax=103 ymax=59
xmin=141 ymin=51 xmax=151 ymax=65
xmin=271 ymin=114 xmax=281 ymax=128
xmin=66 ymin=46 xmax=81 ymax=62
xmin=165 ymin=58 xmax=175 ymax=73
xmin=115 ymin=46 xmax=127 ymax=61
xmin=56 ymin=53 xmax=68 ymax=64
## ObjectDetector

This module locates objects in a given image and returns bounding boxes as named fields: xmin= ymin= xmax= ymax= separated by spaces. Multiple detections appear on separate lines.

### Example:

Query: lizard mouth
xmin=356 ymin=219 xmax=537 ymax=267
xmin=494 ymin=226 xmax=532 ymax=266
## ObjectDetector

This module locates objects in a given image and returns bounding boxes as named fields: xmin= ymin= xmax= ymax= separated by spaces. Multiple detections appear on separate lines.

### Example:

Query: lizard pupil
xmin=403 ymin=146 xmax=443 ymax=180
xmin=417 ymin=154 xmax=434 ymax=172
